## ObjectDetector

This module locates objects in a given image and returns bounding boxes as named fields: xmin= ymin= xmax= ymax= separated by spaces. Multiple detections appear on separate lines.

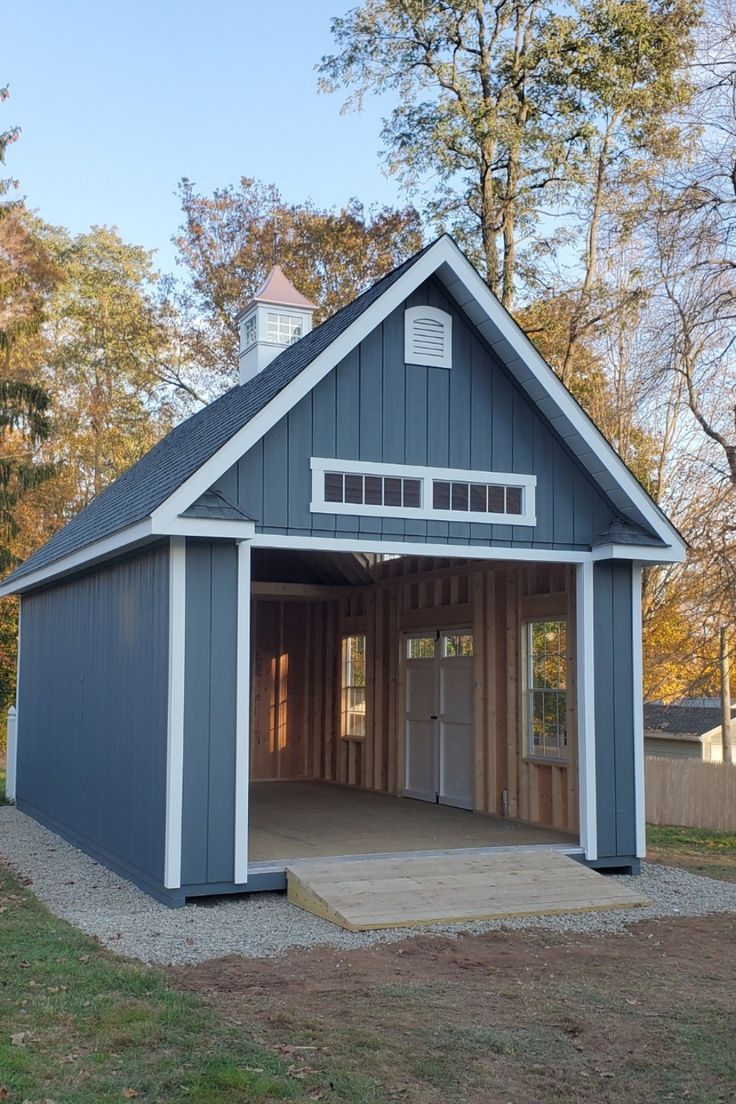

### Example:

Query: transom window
xmin=341 ymin=634 xmax=366 ymax=740
xmin=526 ymin=620 xmax=567 ymax=762
xmin=267 ymin=312 xmax=303 ymax=345
xmin=432 ymin=480 xmax=523 ymax=516
xmin=324 ymin=472 xmax=422 ymax=509
xmin=311 ymin=458 xmax=536 ymax=525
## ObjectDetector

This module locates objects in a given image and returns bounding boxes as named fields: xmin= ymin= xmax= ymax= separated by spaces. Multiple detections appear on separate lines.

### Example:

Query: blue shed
xmin=0 ymin=237 xmax=686 ymax=906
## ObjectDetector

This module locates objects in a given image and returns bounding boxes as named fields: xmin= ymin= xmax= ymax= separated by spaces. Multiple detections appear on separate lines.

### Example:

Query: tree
xmin=319 ymin=0 xmax=700 ymax=310
xmin=28 ymin=226 xmax=176 ymax=534
xmin=0 ymin=87 xmax=57 ymax=714
xmin=171 ymin=178 xmax=422 ymax=393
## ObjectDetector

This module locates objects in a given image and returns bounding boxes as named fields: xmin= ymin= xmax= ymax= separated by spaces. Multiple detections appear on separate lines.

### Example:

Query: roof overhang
xmin=0 ymin=515 xmax=256 ymax=596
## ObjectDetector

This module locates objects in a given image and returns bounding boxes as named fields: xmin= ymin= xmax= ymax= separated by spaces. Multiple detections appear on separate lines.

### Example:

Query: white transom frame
xmin=310 ymin=456 xmax=537 ymax=526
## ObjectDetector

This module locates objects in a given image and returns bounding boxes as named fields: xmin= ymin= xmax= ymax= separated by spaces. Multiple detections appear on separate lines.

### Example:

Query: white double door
xmin=404 ymin=629 xmax=474 ymax=810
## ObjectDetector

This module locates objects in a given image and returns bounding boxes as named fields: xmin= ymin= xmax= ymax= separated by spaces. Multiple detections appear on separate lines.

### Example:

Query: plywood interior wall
xmin=250 ymin=558 xmax=578 ymax=835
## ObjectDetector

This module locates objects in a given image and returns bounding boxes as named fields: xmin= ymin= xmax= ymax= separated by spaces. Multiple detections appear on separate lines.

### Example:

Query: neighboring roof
xmin=238 ymin=265 xmax=318 ymax=315
xmin=1 ymin=234 xmax=688 ymax=594
xmin=2 ymin=243 xmax=433 ymax=587
xmin=644 ymin=702 xmax=736 ymax=740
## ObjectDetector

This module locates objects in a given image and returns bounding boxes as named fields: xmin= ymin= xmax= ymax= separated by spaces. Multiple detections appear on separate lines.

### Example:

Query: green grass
xmin=0 ymin=766 xmax=7 ymax=804
xmin=0 ymin=864 xmax=330 ymax=1104
xmin=647 ymin=824 xmax=736 ymax=882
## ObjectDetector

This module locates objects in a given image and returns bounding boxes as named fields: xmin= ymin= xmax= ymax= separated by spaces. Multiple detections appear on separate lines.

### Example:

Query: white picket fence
xmin=645 ymin=755 xmax=736 ymax=832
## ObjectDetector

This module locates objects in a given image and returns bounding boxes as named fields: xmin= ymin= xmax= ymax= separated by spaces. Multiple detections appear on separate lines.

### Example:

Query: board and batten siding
xmin=16 ymin=545 xmax=169 ymax=889
xmin=212 ymin=277 xmax=627 ymax=549
xmin=593 ymin=560 xmax=637 ymax=860
xmin=180 ymin=539 xmax=239 ymax=887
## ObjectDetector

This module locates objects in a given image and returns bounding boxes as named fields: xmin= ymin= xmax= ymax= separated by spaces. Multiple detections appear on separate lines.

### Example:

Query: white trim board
xmin=249 ymin=533 xmax=591 ymax=563
xmin=233 ymin=540 xmax=251 ymax=885
xmin=149 ymin=235 xmax=685 ymax=561
xmin=575 ymin=560 xmax=598 ymax=861
xmin=631 ymin=564 xmax=646 ymax=859
xmin=164 ymin=536 xmax=187 ymax=889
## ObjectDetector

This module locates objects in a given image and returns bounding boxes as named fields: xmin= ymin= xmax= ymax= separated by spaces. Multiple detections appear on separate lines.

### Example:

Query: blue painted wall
xmin=593 ymin=560 xmax=637 ymax=860
xmin=213 ymin=278 xmax=624 ymax=549
xmin=180 ymin=539 xmax=238 ymax=887
xmin=16 ymin=545 xmax=169 ymax=887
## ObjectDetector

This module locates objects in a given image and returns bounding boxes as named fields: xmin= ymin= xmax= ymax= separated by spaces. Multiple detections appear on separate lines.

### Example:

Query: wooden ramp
xmin=286 ymin=851 xmax=649 ymax=931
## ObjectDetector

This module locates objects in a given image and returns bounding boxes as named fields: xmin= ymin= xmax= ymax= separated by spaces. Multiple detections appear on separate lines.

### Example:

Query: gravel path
xmin=2 ymin=806 xmax=735 ymax=965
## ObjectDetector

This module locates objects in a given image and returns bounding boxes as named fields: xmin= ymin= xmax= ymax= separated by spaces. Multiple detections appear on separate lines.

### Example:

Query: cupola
xmin=236 ymin=266 xmax=317 ymax=384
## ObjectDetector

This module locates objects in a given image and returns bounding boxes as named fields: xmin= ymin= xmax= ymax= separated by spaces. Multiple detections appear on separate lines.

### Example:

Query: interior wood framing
xmin=250 ymin=556 xmax=579 ymax=836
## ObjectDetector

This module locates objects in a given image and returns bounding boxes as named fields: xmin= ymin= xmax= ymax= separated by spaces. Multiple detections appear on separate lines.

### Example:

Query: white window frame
xmin=404 ymin=305 xmax=452 ymax=369
xmin=310 ymin=457 xmax=536 ymax=525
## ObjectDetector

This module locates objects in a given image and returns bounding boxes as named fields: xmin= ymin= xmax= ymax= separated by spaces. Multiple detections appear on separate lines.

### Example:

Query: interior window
xmin=341 ymin=634 xmax=366 ymax=740
xmin=526 ymin=620 xmax=567 ymax=761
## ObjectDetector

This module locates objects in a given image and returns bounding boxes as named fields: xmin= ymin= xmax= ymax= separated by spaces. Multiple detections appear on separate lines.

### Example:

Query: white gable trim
xmin=149 ymin=237 xmax=685 ymax=560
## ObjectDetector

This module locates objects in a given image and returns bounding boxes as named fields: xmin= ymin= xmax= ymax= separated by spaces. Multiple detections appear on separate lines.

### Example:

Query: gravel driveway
xmin=2 ymin=805 xmax=736 ymax=965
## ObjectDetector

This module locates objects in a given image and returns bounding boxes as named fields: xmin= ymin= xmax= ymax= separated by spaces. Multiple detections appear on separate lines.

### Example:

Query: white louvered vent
xmin=404 ymin=305 xmax=452 ymax=369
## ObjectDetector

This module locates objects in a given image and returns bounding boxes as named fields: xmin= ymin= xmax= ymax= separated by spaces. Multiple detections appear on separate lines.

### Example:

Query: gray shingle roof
xmin=643 ymin=703 xmax=733 ymax=738
xmin=4 ymin=242 xmax=435 ymax=586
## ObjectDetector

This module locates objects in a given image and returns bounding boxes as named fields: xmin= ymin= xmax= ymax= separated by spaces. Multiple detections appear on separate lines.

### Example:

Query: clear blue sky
xmin=6 ymin=0 xmax=402 ymax=274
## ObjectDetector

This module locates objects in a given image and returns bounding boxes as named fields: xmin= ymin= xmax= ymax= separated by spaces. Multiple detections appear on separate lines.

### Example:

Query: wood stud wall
xmin=250 ymin=557 xmax=579 ymax=835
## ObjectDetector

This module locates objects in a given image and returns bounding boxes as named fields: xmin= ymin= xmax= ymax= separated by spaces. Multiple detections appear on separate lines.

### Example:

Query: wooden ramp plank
xmin=286 ymin=851 xmax=649 ymax=931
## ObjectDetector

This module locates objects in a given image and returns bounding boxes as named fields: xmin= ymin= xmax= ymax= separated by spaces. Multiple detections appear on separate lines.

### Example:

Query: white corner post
xmin=631 ymin=562 xmax=646 ymax=859
xmin=5 ymin=708 xmax=17 ymax=802
xmin=164 ymin=536 xmax=187 ymax=890
xmin=576 ymin=560 xmax=598 ymax=861
xmin=6 ymin=598 xmax=21 ymax=803
xmin=233 ymin=539 xmax=252 ymax=885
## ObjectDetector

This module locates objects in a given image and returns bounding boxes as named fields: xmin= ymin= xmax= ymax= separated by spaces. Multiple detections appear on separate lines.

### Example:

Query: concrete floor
xmin=249 ymin=781 xmax=575 ymax=862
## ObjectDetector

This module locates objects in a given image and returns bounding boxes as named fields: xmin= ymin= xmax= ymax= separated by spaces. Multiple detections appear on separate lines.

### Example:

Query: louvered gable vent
xmin=404 ymin=305 xmax=452 ymax=369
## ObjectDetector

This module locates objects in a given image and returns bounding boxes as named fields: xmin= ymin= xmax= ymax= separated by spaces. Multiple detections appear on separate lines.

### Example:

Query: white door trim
xmin=233 ymin=540 xmax=252 ymax=885
xmin=164 ymin=536 xmax=186 ymax=889
xmin=250 ymin=533 xmax=591 ymax=564
xmin=575 ymin=561 xmax=598 ymax=860
xmin=631 ymin=563 xmax=646 ymax=859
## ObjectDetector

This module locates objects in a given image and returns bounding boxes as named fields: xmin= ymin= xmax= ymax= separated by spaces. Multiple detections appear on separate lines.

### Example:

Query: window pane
xmin=487 ymin=485 xmax=505 ymax=513
xmin=324 ymin=472 xmax=344 ymax=503
xmin=444 ymin=633 xmax=474 ymax=657
xmin=384 ymin=478 xmax=402 ymax=507
xmin=344 ymin=474 xmax=364 ymax=504
xmin=364 ymin=476 xmax=383 ymax=505
xmin=528 ymin=620 xmax=567 ymax=761
xmin=407 ymin=636 xmax=435 ymax=659
xmin=506 ymin=486 xmax=523 ymax=514
xmin=451 ymin=482 xmax=469 ymax=510
xmin=470 ymin=484 xmax=487 ymax=512
xmin=433 ymin=481 xmax=450 ymax=509
xmin=341 ymin=635 xmax=367 ymax=739
xmin=403 ymin=479 xmax=421 ymax=508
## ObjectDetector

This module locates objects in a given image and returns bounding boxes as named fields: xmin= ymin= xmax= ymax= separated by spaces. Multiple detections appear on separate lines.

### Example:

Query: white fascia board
xmin=153 ymin=516 xmax=257 ymax=540
xmin=0 ymin=519 xmax=155 ymax=596
xmin=591 ymin=543 xmax=685 ymax=564
xmin=149 ymin=234 xmax=684 ymax=558
xmin=250 ymin=533 xmax=590 ymax=564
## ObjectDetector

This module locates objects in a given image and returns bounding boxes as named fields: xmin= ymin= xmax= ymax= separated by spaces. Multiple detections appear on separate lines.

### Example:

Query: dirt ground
xmin=172 ymin=914 xmax=736 ymax=1104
